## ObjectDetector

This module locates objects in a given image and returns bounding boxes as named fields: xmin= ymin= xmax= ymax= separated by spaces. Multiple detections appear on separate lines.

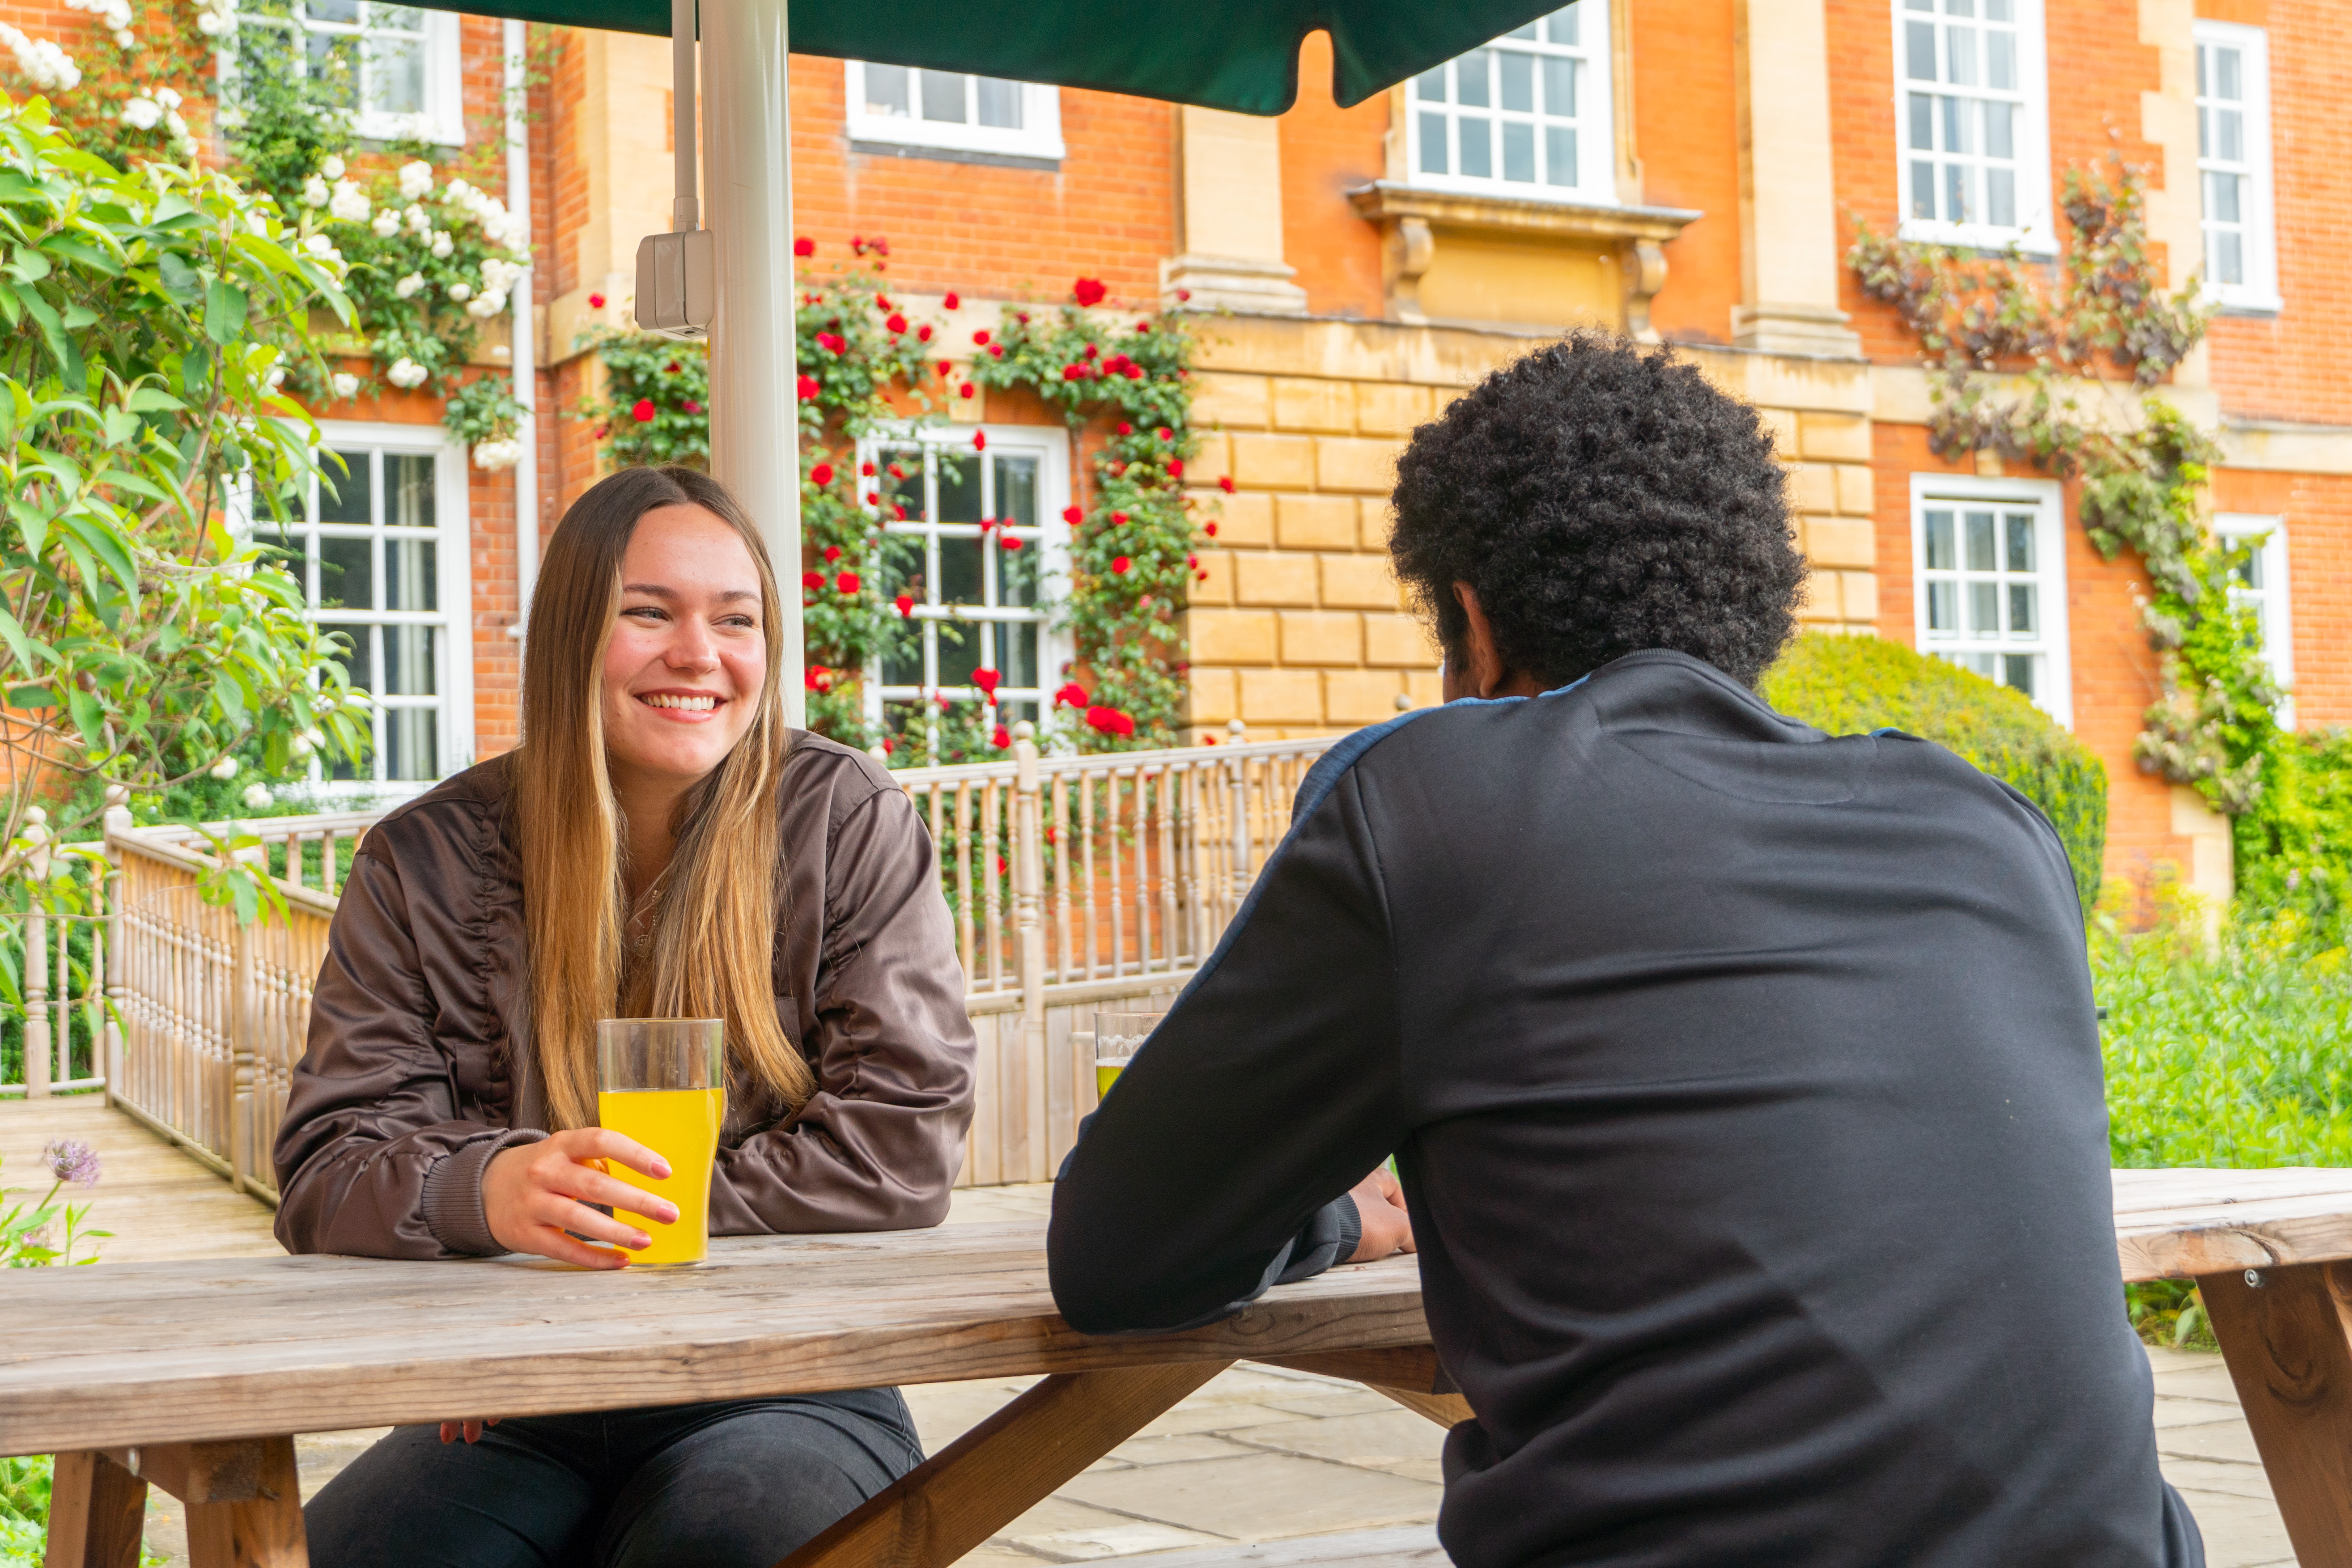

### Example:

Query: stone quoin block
xmin=1274 ymin=494 xmax=1361 ymax=550
xmin=1238 ymin=668 xmax=1325 ymax=725
xmin=1278 ymin=611 xmax=1365 ymax=667
xmin=1233 ymin=552 xmax=1320 ymax=608
xmin=1229 ymin=432 xmax=1318 ymax=491
xmin=1190 ymin=372 xmax=1270 ymax=430
xmin=1187 ymin=608 xmax=1278 ymax=664
xmin=1318 ymin=552 xmax=1405 ymax=610
xmin=1325 ymin=669 xmax=1409 ymax=725
xmin=1315 ymin=436 xmax=1406 ymax=495
xmin=1270 ymin=377 xmax=1357 ymax=435
xmin=1364 ymin=612 xmax=1440 ymax=668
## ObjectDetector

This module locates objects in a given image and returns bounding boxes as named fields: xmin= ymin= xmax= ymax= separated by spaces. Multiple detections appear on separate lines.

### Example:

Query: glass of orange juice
xmin=596 ymin=1018 xmax=726 ymax=1267
xmin=1093 ymin=1010 xmax=1163 ymax=1103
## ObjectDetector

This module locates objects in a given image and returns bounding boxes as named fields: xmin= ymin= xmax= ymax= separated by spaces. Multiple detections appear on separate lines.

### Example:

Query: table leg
xmin=775 ymin=1359 xmax=1235 ymax=1568
xmin=2200 ymin=1261 xmax=2352 ymax=1568
xmin=1258 ymin=1347 xmax=1474 ymax=1430
xmin=42 ymin=1450 xmax=148 ymax=1568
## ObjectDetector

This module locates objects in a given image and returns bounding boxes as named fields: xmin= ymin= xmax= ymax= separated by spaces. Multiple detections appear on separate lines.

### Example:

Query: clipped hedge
xmin=1760 ymin=634 xmax=2108 ymax=911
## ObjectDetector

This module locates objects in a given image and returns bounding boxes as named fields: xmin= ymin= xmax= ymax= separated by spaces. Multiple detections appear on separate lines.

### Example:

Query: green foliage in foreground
xmin=1761 ymin=633 xmax=2109 ymax=911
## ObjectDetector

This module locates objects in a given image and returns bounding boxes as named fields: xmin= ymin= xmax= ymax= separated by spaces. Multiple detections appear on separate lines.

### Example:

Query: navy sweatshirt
xmin=1048 ymin=650 xmax=2200 ymax=1568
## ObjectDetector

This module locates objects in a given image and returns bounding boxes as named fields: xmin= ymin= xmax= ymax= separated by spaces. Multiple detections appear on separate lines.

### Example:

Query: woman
xmin=275 ymin=466 xmax=976 ymax=1568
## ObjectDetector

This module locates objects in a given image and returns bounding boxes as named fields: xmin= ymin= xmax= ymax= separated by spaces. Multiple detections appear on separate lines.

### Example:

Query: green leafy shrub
xmin=1760 ymin=632 xmax=2107 ymax=910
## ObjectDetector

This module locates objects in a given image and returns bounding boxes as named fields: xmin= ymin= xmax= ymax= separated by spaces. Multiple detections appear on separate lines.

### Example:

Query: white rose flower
xmin=405 ymin=204 xmax=429 ymax=234
xmin=465 ymin=291 xmax=506 ymax=320
xmin=195 ymin=11 xmax=223 ymax=34
xmin=302 ymin=234 xmax=341 ymax=264
xmin=209 ymin=756 xmax=239 ymax=781
xmin=264 ymin=365 xmax=287 ymax=390
xmin=429 ymin=231 xmax=453 ymax=259
xmin=322 ymin=154 xmax=344 ymax=179
xmin=301 ymin=174 xmax=328 ymax=207
xmin=393 ymin=271 xmax=425 ymax=300
xmin=240 ymin=783 xmax=272 ymax=811
xmin=289 ymin=731 xmax=314 ymax=759
xmin=386 ymin=357 xmax=428 ymax=390
xmin=0 ymin=25 xmax=81 ymax=92
xmin=397 ymin=160 xmax=433 ymax=201
xmin=471 ymin=438 xmax=522 ymax=472
xmin=246 ymin=211 xmax=271 ymax=237
xmin=114 ymin=28 xmax=132 ymax=45
xmin=155 ymin=85 xmax=181 ymax=108
xmin=327 ymin=178 xmax=369 ymax=224
xmin=447 ymin=281 xmax=472 ymax=302
xmin=121 ymin=95 xmax=161 ymax=130
xmin=304 ymin=726 xmax=327 ymax=749
xmin=329 ymin=372 xmax=359 ymax=398
xmin=370 ymin=209 xmax=400 ymax=238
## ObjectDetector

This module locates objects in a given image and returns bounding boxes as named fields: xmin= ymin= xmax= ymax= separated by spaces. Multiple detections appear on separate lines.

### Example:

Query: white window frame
xmin=2193 ymin=21 xmax=2280 ymax=314
xmin=843 ymin=61 xmax=1064 ymax=163
xmin=1892 ymin=0 xmax=2055 ymax=253
xmin=1910 ymin=473 xmax=2072 ymax=725
xmin=285 ymin=420 xmax=474 ymax=796
xmin=233 ymin=2 xmax=465 ymax=148
xmin=2215 ymin=513 xmax=2293 ymax=727
xmin=861 ymin=423 xmax=1073 ymax=740
xmin=1402 ymin=0 xmax=1617 ymax=205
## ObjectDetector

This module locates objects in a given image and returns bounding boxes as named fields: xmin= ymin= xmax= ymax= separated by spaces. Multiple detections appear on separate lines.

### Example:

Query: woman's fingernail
xmin=654 ymin=1160 xmax=673 ymax=1178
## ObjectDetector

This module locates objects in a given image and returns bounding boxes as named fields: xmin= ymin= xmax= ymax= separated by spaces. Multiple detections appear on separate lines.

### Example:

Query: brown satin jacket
xmin=271 ymin=733 xmax=976 ymax=1259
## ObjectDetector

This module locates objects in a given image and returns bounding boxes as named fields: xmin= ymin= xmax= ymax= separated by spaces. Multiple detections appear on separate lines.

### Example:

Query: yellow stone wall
xmin=1180 ymin=317 xmax=1879 ymax=739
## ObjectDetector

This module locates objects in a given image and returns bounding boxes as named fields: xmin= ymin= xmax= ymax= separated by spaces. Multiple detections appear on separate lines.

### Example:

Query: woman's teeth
xmin=641 ymin=694 xmax=717 ymax=711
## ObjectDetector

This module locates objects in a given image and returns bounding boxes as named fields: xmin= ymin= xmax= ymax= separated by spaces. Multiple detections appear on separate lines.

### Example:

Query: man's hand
xmin=1347 ymin=1166 xmax=1414 ymax=1263
xmin=439 ymin=1417 xmax=501 ymax=1445
xmin=482 ymin=1128 xmax=677 ymax=1270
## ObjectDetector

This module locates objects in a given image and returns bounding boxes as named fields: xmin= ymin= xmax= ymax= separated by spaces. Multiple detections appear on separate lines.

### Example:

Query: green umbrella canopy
xmin=453 ymin=0 xmax=1571 ymax=115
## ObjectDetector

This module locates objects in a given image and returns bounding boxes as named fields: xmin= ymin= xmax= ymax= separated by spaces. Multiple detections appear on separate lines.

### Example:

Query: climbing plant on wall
xmin=1848 ymin=157 xmax=2336 ymax=905
xmin=575 ymin=253 xmax=1212 ymax=763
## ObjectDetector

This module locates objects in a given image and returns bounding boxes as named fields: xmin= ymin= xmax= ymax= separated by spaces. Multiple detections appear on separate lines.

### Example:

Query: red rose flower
xmin=588 ymin=292 xmax=606 ymax=308
xmin=1186 ymin=554 xmax=1198 ymax=568
xmin=938 ymin=359 xmax=954 ymax=377
xmin=1061 ymin=365 xmax=1084 ymax=382
xmin=1001 ymin=535 xmax=1022 ymax=551
xmin=1062 ymin=505 xmax=1083 ymax=525
xmin=944 ymin=291 xmax=961 ymax=309
xmin=1072 ymin=278 xmax=1107 ymax=307
xmin=801 ymin=571 xmax=824 ymax=590
xmin=798 ymin=374 xmax=821 ymax=400
xmin=836 ymin=571 xmax=860 ymax=594
xmin=805 ymin=663 xmax=832 ymax=691
xmin=667 ymin=361 xmax=681 ymax=373
xmin=1111 ymin=555 xmax=1131 ymax=574
xmin=973 ymin=329 xmax=991 ymax=345
xmin=1018 ymin=312 xmax=1031 ymax=323
xmin=881 ymin=737 xmax=895 ymax=754
xmin=1084 ymin=705 xmax=1135 ymax=737
xmin=1110 ymin=511 xmax=1129 ymax=525
xmin=1206 ymin=522 xmax=1218 ymax=537
xmin=593 ymin=424 xmax=610 ymax=440
xmin=1176 ymin=288 xmax=1193 ymax=302
xmin=681 ymin=399 xmax=701 ymax=414
xmin=972 ymin=431 xmax=987 ymax=451
xmin=876 ymin=295 xmax=892 ymax=311
xmin=1054 ymin=682 xmax=1087 ymax=708
xmin=793 ymin=237 xmax=814 ymax=258
xmin=1168 ymin=458 xmax=1184 ymax=478
xmin=960 ymin=384 xmax=975 ymax=399
xmin=972 ymin=668 xmax=1001 ymax=700
xmin=917 ymin=325 xmax=933 ymax=342
xmin=823 ymin=545 xmax=843 ymax=563
xmin=988 ymin=344 xmax=1004 ymax=358
xmin=632 ymin=398 xmax=655 ymax=422
xmin=992 ymin=725 xmax=1010 ymax=750
xmin=885 ymin=313 xmax=908 ymax=335
xmin=1156 ymin=426 xmax=1172 ymax=441
xmin=1218 ymin=475 xmax=1235 ymax=493
xmin=862 ymin=462 xmax=876 ymax=477
xmin=810 ymin=462 xmax=833 ymax=486
xmin=894 ymin=592 xmax=916 ymax=617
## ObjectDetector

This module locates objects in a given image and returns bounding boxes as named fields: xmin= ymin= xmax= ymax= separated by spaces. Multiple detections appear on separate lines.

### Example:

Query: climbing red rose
xmin=1072 ymin=278 xmax=1107 ymax=307
xmin=823 ymin=545 xmax=842 ymax=563
xmin=1001 ymin=534 xmax=1022 ymax=551
xmin=992 ymin=725 xmax=1011 ymax=749
xmin=1168 ymin=458 xmax=1183 ymax=478
xmin=588 ymin=292 xmax=606 ymax=308
xmin=801 ymin=571 xmax=825 ymax=590
xmin=805 ymin=664 xmax=833 ymax=691
xmin=944 ymin=291 xmax=960 ymax=309
xmin=836 ymin=572 xmax=860 ymax=594
xmin=972 ymin=668 xmax=1001 ymax=701
xmin=1111 ymin=555 xmax=1131 ymax=574
xmin=631 ymin=398 xmax=655 ymax=423
xmin=1054 ymin=682 xmax=1087 ymax=708
xmin=793 ymin=237 xmax=814 ymax=258
xmin=810 ymin=462 xmax=833 ymax=486
xmin=681 ymin=399 xmax=701 ymax=414
xmin=1063 ymin=505 xmax=1084 ymax=525
xmin=1084 ymin=705 xmax=1136 ymax=738
xmin=798 ymin=374 xmax=820 ymax=400
xmin=1218 ymin=475 xmax=1235 ymax=493
xmin=894 ymin=593 xmax=916 ymax=617
xmin=885 ymin=313 xmax=908 ymax=335
xmin=973 ymin=431 xmax=987 ymax=451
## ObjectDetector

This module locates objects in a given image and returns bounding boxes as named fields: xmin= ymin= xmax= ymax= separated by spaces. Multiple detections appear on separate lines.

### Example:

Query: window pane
xmin=2197 ymin=43 xmax=2208 ymax=98
xmin=1987 ymin=167 xmax=2014 ymax=228
xmin=1986 ymin=0 xmax=2012 ymax=18
xmin=320 ymin=452 xmax=371 ymax=523
xmin=2212 ymin=230 xmax=2243 ymax=286
xmin=1545 ymin=3 xmax=1579 ymax=46
xmin=863 ymin=63 xmax=910 ymax=116
xmin=1984 ymin=101 xmax=2012 ymax=159
xmin=1927 ymin=581 xmax=1957 ymax=633
xmin=383 ymin=625 xmax=435 ymax=695
xmin=384 ymin=537 xmax=436 ymax=612
xmin=1924 ymin=509 xmax=1955 ymax=569
xmin=919 ymin=69 xmax=966 ymax=123
xmin=1006 ymin=621 xmax=1040 ymax=690
xmin=321 ymin=622 xmax=374 ymax=693
xmin=994 ymin=455 xmax=1038 ymax=526
xmin=1987 ymin=29 xmax=2014 ymax=89
xmin=1965 ymin=511 xmax=1995 ymax=570
xmin=385 ymin=705 xmax=437 ymax=781
xmin=1413 ymin=64 xmax=1447 ymax=103
xmin=1946 ymin=24 xmax=1977 ymax=86
xmin=935 ymin=451 xmax=981 ymax=522
xmin=1943 ymin=95 xmax=1971 ymax=155
xmin=368 ymin=5 xmax=425 ymax=31
xmin=936 ymin=620 xmax=985 ymax=688
xmin=2204 ymin=170 xmax=2241 ymax=223
xmin=385 ymin=454 xmax=434 ymax=527
xmin=1969 ymin=581 xmax=2000 ymax=633
xmin=1498 ymin=51 xmax=1533 ymax=113
xmin=2216 ymin=46 xmax=2240 ymax=100
xmin=1945 ymin=162 xmax=1969 ymax=222
xmin=1910 ymin=161 xmax=1937 ymax=220
xmin=318 ymin=536 xmax=373 ymax=610
xmin=2008 ymin=583 xmax=2036 ymax=636
xmin=2002 ymin=654 xmax=2035 ymax=698
xmin=938 ymin=537 xmax=983 ymax=606
xmin=2004 ymin=513 xmax=2034 ymax=572
xmin=1460 ymin=117 xmax=1493 ymax=178
xmin=1502 ymin=121 xmax=1535 ymax=183
xmin=1906 ymin=20 xmax=1936 ymax=81
xmin=1506 ymin=18 xmax=1539 ymax=40
xmin=878 ymin=531 xmax=925 ymax=604
xmin=1457 ymin=51 xmax=1491 ymax=108
xmin=999 ymin=537 xmax=1041 ymax=607
xmin=2215 ymin=106 xmax=2243 ymax=164
xmin=1545 ymin=125 xmax=1577 ymax=186
xmin=975 ymin=76 xmax=1021 ymax=129
xmin=307 ymin=31 xmax=361 ymax=106
xmin=307 ymin=0 xmax=358 ymax=22
xmin=1949 ymin=0 xmax=1974 ymax=17
xmin=1908 ymin=93 xmax=1933 ymax=150
xmin=1541 ymin=56 xmax=1575 ymax=118
xmin=366 ymin=32 xmax=424 ymax=114
xmin=1418 ymin=112 xmax=1450 ymax=175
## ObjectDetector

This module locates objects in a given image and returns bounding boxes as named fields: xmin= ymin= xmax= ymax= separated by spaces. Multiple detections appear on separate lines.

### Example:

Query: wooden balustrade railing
xmin=4 ymin=727 xmax=1337 ymax=1195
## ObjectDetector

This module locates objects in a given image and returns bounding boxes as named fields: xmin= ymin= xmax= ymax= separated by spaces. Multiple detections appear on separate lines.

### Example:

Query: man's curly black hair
xmin=1389 ymin=331 xmax=1805 ymax=690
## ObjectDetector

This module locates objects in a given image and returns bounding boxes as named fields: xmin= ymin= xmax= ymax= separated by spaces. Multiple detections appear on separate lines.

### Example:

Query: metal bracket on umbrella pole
xmin=635 ymin=0 xmax=713 ymax=337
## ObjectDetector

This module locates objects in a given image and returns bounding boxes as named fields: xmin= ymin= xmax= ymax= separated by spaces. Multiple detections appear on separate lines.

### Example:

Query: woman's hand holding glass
xmin=482 ymin=1127 xmax=677 ymax=1269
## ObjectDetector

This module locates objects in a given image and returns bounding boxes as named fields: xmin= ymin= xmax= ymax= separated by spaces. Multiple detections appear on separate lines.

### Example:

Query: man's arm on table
xmin=1048 ymin=759 xmax=1413 ymax=1335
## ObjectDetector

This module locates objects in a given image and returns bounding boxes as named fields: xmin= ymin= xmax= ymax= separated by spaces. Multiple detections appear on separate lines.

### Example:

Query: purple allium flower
xmin=42 ymin=1139 xmax=99 ymax=1188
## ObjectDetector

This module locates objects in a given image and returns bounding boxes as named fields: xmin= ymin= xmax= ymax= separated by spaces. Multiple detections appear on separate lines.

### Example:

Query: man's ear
xmin=1449 ymin=582 xmax=1549 ymax=701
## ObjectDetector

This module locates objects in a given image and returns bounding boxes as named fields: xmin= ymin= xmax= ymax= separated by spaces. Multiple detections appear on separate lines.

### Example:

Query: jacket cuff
xmin=1333 ymin=1194 xmax=1363 ymax=1263
xmin=421 ymin=1129 xmax=545 ymax=1256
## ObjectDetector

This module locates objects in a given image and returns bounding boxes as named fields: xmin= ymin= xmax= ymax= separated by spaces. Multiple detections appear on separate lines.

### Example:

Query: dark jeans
xmin=304 ymin=1389 xmax=921 ymax=1568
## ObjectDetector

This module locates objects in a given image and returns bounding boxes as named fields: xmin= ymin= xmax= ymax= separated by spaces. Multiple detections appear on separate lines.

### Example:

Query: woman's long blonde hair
xmin=513 ymin=465 xmax=815 ymax=1130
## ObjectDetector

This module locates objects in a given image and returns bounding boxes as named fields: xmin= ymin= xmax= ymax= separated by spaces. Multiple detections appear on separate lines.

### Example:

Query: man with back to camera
xmin=1046 ymin=333 xmax=2201 ymax=1567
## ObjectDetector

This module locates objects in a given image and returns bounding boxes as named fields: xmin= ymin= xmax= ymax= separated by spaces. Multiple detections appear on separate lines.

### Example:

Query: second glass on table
xmin=1093 ymin=1010 xmax=1164 ymax=1101
xmin=596 ymin=1018 xmax=726 ymax=1267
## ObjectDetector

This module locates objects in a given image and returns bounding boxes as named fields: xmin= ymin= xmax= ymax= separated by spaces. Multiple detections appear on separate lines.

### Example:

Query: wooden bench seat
xmin=1114 ymin=1525 xmax=1447 ymax=1566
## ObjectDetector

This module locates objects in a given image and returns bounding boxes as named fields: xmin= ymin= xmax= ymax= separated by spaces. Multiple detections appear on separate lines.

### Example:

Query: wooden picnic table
xmin=13 ymin=1170 xmax=2352 ymax=1568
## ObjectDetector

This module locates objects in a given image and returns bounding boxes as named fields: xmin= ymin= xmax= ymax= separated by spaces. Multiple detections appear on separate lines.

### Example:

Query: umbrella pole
xmin=701 ymin=0 xmax=806 ymax=726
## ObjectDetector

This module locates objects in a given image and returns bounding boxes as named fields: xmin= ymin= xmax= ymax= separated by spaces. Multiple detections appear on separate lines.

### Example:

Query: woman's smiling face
xmin=599 ymin=503 xmax=768 ymax=792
